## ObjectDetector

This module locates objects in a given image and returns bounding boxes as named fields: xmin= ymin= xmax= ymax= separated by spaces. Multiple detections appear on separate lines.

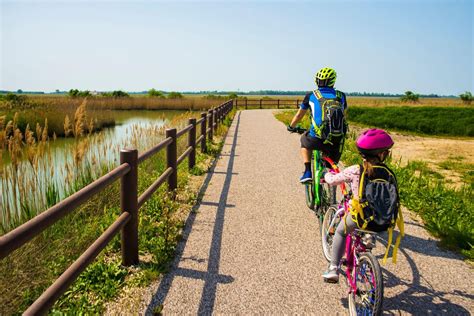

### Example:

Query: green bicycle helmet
xmin=315 ymin=67 xmax=337 ymax=87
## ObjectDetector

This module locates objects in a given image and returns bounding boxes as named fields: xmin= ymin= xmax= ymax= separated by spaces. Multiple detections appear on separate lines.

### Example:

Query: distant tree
xmin=55 ymin=89 xmax=60 ymax=94
xmin=167 ymin=92 xmax=183 ymax=99
xmin=460 ymin=91 xmax=472 ymax=104
xmin=68 ymin=89 xmax=91 ymax=98
xmin=68 ymin=89 xmax=79 ymax=98
xmin=148 ymin=88 xmax=164 ymax=98
xmin=111 ymin=90 xmax=130 ymax=98
xmin=228 ymin=93 xmax=238 ymax=99
xmin=400 ymin=91 xmax=419 ymax=102
xmin=17 ymin=89 xmax=23 ymax=94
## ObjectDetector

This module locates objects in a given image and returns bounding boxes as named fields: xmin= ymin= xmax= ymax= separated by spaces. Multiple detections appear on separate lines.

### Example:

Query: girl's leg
xmin=330 ymin=215 xmax=358 ymax=267
xmin=323 ymin=215 xmax=358 ymax=282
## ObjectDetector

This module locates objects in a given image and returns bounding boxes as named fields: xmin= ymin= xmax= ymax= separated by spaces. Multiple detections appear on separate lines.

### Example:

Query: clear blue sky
xmin=1 ymin=0 xmax=472 ymax=95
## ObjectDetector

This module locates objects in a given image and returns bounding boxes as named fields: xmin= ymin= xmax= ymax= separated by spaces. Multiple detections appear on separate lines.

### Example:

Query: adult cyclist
xmin=287 ymin=67 xmax=348 ymax=183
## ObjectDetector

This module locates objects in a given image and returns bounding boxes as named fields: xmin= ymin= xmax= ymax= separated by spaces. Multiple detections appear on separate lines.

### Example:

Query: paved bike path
xmin=145 ymin=110 xmax=473 ymax=315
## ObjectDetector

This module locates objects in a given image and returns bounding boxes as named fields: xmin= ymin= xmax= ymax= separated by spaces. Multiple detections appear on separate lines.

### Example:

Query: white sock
xmin=329 ymin=264 xmax=338 ymax=270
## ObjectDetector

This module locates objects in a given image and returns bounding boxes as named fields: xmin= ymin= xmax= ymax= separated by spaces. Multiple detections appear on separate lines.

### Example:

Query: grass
xmin=0 ymin=108 xmax=236 ymax=314
xmin=346 ymin=96 xmax=467 ymax=108
xmin=274 ymin=110 xmax=474 ymax=260
xmin=347 ymin=106 xmax=474 ymax=137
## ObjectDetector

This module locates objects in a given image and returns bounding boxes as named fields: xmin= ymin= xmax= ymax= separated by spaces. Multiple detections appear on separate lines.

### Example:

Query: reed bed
xmin=26 ymin=95 xmax=224 ymax=111
xmin=0 ymin=98 xmax=115 ymax=138
xmin=0 ymin=101 xmax=197 ymax=233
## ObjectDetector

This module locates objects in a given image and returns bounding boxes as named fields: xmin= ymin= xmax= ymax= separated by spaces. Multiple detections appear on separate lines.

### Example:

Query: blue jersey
xmin=300 ymin=87 xmax=347 ymax=138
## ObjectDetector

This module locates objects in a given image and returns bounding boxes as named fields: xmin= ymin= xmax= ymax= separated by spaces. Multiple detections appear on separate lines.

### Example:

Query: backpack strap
xmin=350 ymin=164 xmax=374 ymax=230
xmin=382 ymin=209 xmax=404 ymax=264
xmin=310 ymin=89 xmax=325 ymax=138
xmin=313 ymin=89 xmax=324 ymax=101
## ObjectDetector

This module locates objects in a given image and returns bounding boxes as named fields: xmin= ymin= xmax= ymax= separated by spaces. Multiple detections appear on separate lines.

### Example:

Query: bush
xmin=460 ymin=91 xmax=472 ymax=104
xmin=228 ymin=93 xmax=238 ymax=99
xmin=148 ymin=89 xmax=164 ymax=98
xmin=400 ymin=91 xmax=419 ymax=102
xmin=111 ymin=90 xmax=129 ymax=98
xmin=167 ymin=92 xmax=183 ymax=99
xmin=68 ymin=89 xmax=91 ymax=98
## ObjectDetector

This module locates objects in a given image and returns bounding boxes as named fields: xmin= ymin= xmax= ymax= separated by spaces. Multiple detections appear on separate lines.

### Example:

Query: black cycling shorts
xmin=300 ymin=132 xmax=343 ymax=164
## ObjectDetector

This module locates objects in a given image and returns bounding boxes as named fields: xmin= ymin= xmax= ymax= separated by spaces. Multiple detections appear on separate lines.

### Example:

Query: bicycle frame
xmin=312 ymin=151 xmax=342 ymax=207
xmin=336 ymin=201 xmax=375 ymax=295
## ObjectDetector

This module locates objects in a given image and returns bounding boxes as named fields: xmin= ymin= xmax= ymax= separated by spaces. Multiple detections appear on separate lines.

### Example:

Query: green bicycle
xmin=290 ymin=127 xmax=340 ymax=227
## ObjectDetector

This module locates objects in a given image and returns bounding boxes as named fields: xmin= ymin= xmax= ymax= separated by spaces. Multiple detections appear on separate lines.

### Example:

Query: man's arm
xmin=289 ymin=92 xmax=311 ymax=128
xmin=289 ymin=108 xmax=307 ymax=128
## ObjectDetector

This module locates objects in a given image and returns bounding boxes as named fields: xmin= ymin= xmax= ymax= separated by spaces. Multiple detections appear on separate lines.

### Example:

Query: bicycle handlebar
xmin=287 ymin=125 xmax=307 ymax=134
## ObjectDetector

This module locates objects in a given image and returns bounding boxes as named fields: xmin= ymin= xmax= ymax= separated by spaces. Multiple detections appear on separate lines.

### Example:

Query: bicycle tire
xmin=321 ymin=205 xmax=340 ymax=262
xmin=348 ymin=252 xmax=384 ymax=316
xmin=304 ymin=182 xmax=315 ymax=210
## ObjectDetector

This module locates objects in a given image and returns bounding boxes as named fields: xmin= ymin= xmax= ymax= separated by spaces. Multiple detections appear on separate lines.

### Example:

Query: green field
xmin=347 ymin=106 xmax=474 ymax=137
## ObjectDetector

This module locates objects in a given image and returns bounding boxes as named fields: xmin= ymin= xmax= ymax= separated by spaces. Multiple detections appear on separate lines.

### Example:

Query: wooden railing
xmin=234 ymin=98 xmax=301 ymax=109
xmin=0 ymin=100 xmax=234 ymax=315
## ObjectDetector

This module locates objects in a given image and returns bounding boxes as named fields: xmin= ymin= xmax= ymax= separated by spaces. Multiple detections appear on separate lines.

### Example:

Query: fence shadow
xmin=381 ymin=245 xmax=472 ymax=315
xmin=378 ymin=233 xmax=470 ymax=315
xmin=145 ymin=112 xmax=241 ymax=315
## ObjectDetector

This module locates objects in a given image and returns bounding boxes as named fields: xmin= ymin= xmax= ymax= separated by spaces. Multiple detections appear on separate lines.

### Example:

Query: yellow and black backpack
xmin=350 ymin=163 xmax=405 ymax=263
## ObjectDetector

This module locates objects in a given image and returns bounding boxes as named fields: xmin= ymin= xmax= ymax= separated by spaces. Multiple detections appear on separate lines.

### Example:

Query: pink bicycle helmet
xmin=356 ymin=128 xmax=394 ymax=157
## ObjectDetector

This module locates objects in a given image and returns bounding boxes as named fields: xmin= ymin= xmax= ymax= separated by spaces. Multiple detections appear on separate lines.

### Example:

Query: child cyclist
xmin=322 ymin=128 xmax=402 ymax=283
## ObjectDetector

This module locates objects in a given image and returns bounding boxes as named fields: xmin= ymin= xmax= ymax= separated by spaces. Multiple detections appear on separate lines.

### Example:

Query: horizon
xmin=0 ymin=88 xmax=460 ymax=97
xmin=1 ymin=0 xmax=472 ymax=95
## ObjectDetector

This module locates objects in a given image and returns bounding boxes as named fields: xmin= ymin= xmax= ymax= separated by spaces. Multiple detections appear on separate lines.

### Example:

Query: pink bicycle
xmin=322 ymin=183 xmax=384 ymax=315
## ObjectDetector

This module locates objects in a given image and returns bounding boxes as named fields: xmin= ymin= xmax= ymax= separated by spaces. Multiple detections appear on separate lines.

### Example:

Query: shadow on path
xmin=145 ymin=112 xmax=241 ymax=315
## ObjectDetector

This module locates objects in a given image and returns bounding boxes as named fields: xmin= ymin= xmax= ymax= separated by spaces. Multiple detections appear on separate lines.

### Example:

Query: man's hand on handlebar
xmin=287 ymin=125 xmax=306 ymax=134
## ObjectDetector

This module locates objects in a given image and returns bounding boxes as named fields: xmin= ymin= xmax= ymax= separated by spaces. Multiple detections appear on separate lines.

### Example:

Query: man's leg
xmin=299 ymin=134 xmax=314 ymax=183
xmin=301 ymin=147 xmax=311 ymax=163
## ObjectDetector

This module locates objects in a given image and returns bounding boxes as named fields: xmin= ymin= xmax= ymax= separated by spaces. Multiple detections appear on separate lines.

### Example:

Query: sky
xmin=0 ymin=0 xmax=472 ymax=95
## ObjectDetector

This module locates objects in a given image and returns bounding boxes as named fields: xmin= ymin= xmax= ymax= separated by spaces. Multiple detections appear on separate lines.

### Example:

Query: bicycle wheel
xmin=348 ymin=252 xmax=384 ymax=316
xmin=321 ymin=205 xmax=341 ymax=262
xmin=304 ymin=182 xmax=315 ymax=210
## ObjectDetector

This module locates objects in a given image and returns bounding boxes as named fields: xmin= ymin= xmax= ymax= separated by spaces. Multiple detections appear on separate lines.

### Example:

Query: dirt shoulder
xmin=350 ymin=124 xmax=474 ymax=188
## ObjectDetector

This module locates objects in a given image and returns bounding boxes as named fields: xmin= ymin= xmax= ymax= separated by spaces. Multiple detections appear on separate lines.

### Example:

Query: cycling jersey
xmin=300 ymin=87 xmax=348 ymax=138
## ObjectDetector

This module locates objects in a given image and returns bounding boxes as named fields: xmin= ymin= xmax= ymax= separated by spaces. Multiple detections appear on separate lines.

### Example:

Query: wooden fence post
xmin=120 ymin=149 xmax=139 ymax=266
xmin=213 ymin=109 xmax=217 ymax=133
xmin=259 ymin=99 xmax=262 ymax=109
xmin=208 ymin=110 xmax=213 ymax=140
xmin=188 ymin=118 xmax=196 ymax=169
xmin=166 ymin=129 xmax=177 ymax=195
xmin=201 ymin=112 xmax=207 ymax=153
xmin=245 ymin=98 xmax=248 ymax=109
xmin=277 ymin=99 xmax=280 ymax=109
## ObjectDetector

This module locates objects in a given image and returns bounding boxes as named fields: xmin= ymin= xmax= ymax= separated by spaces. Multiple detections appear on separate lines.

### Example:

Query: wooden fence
xmin=0 ymin=100 xmax=234 ymax=315
xmin=234 ymin=98 xmax=301 ymax=109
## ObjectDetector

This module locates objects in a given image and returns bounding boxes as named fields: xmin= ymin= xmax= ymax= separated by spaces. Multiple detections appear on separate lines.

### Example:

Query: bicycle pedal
xmin=324 ymin=278 xmax=339 ymax=284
